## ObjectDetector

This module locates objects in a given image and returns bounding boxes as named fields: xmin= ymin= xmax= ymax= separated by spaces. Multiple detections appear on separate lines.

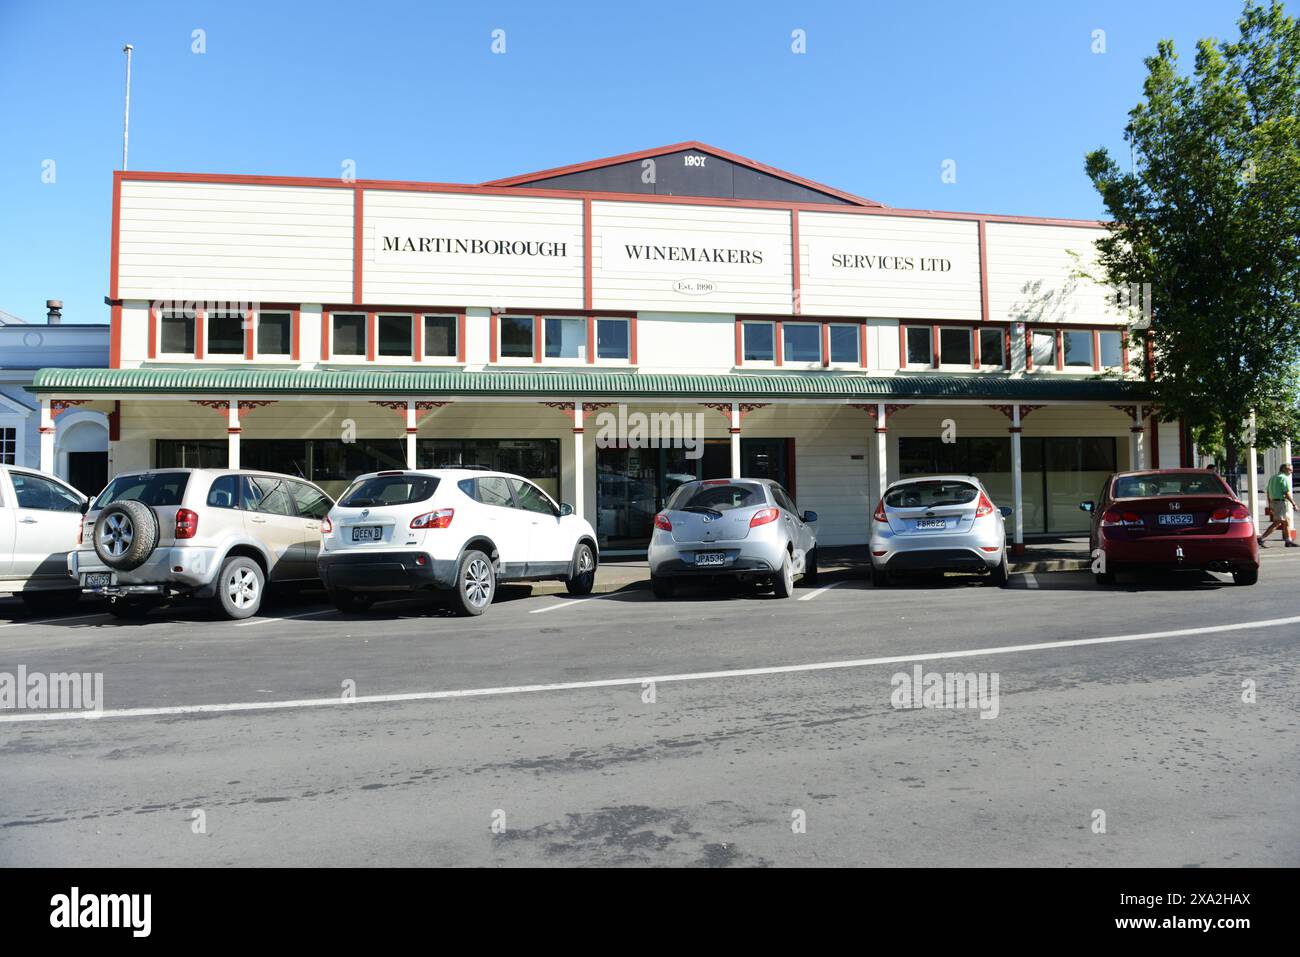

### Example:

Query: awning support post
xmin=1010 ymin=403 xmax=1025 ymax=556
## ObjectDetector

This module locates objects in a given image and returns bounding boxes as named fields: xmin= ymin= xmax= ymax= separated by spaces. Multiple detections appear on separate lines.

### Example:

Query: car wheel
xmin=331 ymin=589 xmax=375 ymax=613
xmin=773 ymin=552 xmax=795 ymax=599
xmin=650 ymin=575 xmax=674 ymax=599
xmin=871 ymin=567 xmax=890 ymax=588
xmin=566 ymin=542 xmax=596 ymax=596
xmin=988 ymin=552 xmax=1009 ymax=587
xmin=803 ymin=546 xmax=820 ymax=585
xmin=93 ymin=500 xmax=159 ymax=571
xmin=1232 ymin=565 xmax=1259 ymax=586
xmin=450 ymin=550 xmax=494 ymax=616
xmin=106 ymin=598 xmax=155 ymax=620
xmin=214 ymin=555 xmax=265 ymax=620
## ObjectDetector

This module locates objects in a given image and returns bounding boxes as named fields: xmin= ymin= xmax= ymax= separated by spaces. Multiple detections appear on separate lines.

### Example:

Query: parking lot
xmin=1 ymin=551 xmax=1298 ymax=867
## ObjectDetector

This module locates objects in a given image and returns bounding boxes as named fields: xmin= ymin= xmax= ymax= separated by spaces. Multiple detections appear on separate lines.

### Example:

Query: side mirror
xmin=999 ymin=506 xmax=1012 ymax=518
xmin=802 ymin=510 xmax=818 ymax=524
xmin=1079 ymin=501 xmax=1094 ymax=513
xmin=559 ymin=502 xmax=574 ymax=517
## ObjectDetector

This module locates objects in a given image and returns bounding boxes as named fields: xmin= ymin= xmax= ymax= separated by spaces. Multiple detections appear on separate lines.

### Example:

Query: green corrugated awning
xmin=29 ymin=367 xmax=1150 ymax=401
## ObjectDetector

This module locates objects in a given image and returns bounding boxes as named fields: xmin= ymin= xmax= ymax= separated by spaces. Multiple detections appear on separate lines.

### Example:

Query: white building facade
xmin=34 ymin=142 xmax=1181 ymax=553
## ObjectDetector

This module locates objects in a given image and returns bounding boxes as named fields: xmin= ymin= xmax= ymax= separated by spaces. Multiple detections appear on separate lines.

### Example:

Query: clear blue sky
xmin=0 ymin=0 xmax=1249 ymax=325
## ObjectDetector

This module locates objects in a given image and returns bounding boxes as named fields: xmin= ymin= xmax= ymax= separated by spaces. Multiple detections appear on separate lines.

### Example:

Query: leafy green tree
xmin=1085 ymin=0 xmax=1300 ymax=477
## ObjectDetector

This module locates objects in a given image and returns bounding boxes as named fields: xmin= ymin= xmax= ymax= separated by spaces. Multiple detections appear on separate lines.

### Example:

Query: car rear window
xmin=669 ymin=482 xmax=765 ymax=512
xmin=885 ymin=480 xmax=979 ymax=509
xmin=339 ymin=475 xmax=440 ymax=507
xmin=94 ymin=472 xmax=190 ymax=509
xmin=1112 ymin=473 xmax=1228 ymax=498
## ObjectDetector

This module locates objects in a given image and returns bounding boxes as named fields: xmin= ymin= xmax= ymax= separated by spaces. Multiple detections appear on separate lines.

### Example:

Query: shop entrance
xmin=596 ymin=438 xmax=793 ymax=550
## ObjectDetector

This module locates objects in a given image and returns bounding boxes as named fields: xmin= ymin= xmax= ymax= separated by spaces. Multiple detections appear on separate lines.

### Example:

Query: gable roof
xmin=481 ymin=141 xmax=886 ymax=208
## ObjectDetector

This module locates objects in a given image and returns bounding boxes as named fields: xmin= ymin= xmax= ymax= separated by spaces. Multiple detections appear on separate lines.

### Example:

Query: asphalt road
xmin=1 ymin=558 xmax=1297 ymax=867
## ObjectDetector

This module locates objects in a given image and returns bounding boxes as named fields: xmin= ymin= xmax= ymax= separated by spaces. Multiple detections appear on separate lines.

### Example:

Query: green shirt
xmin=1267 ymin=472 xmax=1291 ymax=501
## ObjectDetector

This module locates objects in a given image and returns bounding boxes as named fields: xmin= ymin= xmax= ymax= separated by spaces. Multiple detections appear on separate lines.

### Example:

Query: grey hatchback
xmin=647 ymin=478 xmax=818 ymax=599
xmin=868 ymin=474 xmax=1011 ymax=587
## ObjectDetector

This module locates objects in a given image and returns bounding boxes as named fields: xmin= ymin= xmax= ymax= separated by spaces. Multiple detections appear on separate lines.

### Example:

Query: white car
xmin=317 ymin=468 xmax=599 ymax=616
xmin=0 ymin=466 xmax=87 ymax=612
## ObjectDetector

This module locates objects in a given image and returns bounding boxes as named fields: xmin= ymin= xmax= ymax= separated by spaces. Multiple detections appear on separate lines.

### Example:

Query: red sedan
xmin=1081 ymin=469 xmax=1260 ymax=586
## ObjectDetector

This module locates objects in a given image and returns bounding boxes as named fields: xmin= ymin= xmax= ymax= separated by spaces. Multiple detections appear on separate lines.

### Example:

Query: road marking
xmin=798 ymin=580 xmax=850 ymax=601
xmin=529 ymin=597 xmax=596 ymax=614
xmin=234 ymin=610 xmax=338 ymax=628
xmin=0 ymin=613 xmax=111 ymax=630
xmin=4 ymin=614 xmax=1297 ymax=725
xmin=1021 ymin=573 xmax=1039 ymax=589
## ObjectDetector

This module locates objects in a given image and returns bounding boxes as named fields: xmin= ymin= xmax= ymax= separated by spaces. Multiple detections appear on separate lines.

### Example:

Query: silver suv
xmin=69 ymin=469 xmax=333 ymax=619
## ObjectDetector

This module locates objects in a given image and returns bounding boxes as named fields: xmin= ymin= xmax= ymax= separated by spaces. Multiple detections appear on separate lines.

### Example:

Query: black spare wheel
xmin=93 ymin=500 xmax=160 ymax=571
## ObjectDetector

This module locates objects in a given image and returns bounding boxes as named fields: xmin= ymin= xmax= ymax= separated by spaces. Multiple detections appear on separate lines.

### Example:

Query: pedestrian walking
xmin=1257 ymin=462 xmax=1298 ymax=547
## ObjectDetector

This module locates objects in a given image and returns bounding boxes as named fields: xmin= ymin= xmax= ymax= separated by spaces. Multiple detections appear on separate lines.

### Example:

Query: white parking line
xmin=1021 ymin=573 xmax=1039 ymax=589
xmin=529 ymin=597 xmax=596 ymax=614
xmin=798 ymin=580 xmax=850 ymax=601
xmin=0 ymin=613 xmax=112 ymax=630
xmin=234 ymin=610 xmax=338 ymax=628
xmin=5 ymin=613 xmax=1297 ymax=725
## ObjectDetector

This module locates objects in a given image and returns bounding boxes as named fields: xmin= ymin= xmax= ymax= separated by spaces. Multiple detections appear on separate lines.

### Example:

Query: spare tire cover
xmin=93 ymin=500 xmax=161 ymax=571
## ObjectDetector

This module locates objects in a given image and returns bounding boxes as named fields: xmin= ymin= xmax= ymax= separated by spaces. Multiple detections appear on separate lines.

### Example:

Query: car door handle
xmin=20 ymin=517 xmax=37 ymax=524
xmin=250 ymin=516 xmax=267 ymax=524
xmin=305 ymin=523 xmax=319 ymax=531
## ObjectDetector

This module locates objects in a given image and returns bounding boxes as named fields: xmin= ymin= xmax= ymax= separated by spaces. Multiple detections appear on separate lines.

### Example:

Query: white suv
xmin=69 ymin=468 xmax=333 ymax=620
xmin=0 ymin=466 xmax=88 ymax=612
xmin=318 ymin=468 xmax=598 ymax=616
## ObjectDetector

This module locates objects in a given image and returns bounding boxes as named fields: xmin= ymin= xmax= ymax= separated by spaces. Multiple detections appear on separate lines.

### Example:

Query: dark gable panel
xmin=514 ymin=149 xmax=855 ymax=205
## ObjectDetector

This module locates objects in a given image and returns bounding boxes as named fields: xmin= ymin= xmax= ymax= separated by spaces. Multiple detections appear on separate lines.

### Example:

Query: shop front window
xmin=417 ymin=438 xmax=560 ymax=499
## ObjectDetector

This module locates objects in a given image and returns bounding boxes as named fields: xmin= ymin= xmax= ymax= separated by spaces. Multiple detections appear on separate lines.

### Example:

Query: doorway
xmin=67 ymin=451 xmax=108 ymax=498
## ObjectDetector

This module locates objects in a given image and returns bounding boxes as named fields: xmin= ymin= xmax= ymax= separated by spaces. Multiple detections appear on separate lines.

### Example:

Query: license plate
xmin=915 ymin=518 xmax=947 ymax=529
xmin=83 ymin=573 xmax=113 ymax=588
xmin=1158 ymin=513 xmax=1194 ymax=526
xmin=351 ymin=525 xmax=383 ymax=542
xmin=695 ymin=552 xmax=726 ymax=567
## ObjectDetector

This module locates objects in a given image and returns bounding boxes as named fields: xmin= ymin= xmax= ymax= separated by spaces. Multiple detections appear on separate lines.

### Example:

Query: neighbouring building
xmin=0 ymin=305 xmax=110 ymax=495
xmin=33 ymin=141 xmax=1196 ymax=553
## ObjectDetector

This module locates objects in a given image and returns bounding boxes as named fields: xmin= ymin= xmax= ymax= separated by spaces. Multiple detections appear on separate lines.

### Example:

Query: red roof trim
xmin=478 ymin=141 xmax=887 ymax=208
xmin=116 ymin=170 xmax=1106 ymax=228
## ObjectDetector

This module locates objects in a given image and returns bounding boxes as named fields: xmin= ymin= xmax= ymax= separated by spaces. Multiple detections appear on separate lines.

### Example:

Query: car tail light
xmin=175 ymin=508 xmax=199 ymax=539
xmin=653 ymin=512 xmax=672 ymax=531
xmin=1208 ymin=504 xmax=1252 ymax=525
xmin=872 ymin=498 xmax=888 ymax=523
xmin=749 ymin=507 xmax=780 ymax=528
xmin=410 ymin=508 xmax=454 ymax=529
xmin=1100 ymin=509 xmax=1143 ymax=528
xmin=321 ymin=516 xmax=333 ymax=534
xmin=77 ymin=521 xmax=84 ymax=545
xmin=975 ymin=492 xmax=995 ymax=518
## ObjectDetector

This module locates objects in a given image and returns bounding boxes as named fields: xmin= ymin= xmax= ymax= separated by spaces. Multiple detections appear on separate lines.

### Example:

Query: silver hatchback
xmin=869 ymin=475 xmax=1011 ymax=587
xmin=647 ymin=478 xmax=818 ymax=599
